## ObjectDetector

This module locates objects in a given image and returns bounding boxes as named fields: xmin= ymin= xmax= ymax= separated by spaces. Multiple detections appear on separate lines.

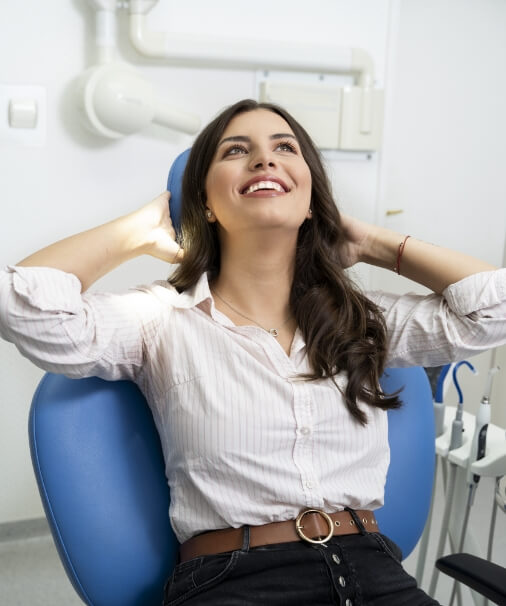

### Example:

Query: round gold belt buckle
xmin=295 ymin=509 xmax=334 ymax=544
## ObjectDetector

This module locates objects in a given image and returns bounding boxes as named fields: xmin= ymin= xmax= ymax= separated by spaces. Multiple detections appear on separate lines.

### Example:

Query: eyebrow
xmin=217 ymin=133 xmax=298 ymax=147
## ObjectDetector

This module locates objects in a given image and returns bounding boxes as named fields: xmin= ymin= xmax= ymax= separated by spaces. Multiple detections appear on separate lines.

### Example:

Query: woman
xmin=1 ymin=99 xmax=505 ymax=605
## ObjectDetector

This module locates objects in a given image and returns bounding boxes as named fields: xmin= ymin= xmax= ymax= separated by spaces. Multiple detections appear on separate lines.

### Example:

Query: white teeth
xmin=243 ymin=180 xmax=285 ymax=194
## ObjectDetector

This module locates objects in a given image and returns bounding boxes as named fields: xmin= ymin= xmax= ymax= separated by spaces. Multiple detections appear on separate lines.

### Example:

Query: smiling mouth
xmin=241 ymin=180 xmax=289 ymax=195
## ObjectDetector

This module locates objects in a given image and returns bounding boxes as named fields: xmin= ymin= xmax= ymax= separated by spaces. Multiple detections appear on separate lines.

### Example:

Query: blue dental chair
xmin=29 ymin=370 xmax=435 ymax=605
xmin=28 ymin=151 xmax=437 ymax=606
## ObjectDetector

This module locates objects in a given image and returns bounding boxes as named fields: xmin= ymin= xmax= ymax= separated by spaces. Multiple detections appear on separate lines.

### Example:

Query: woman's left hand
xmin=338 ymin=213 xmax=497 ymax=292
xmin=338 ymin=213 xmax=376 ymax=268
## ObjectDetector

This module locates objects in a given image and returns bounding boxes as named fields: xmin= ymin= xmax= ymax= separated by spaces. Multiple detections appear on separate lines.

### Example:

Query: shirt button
xmin=339 ymin=576 xmax=346 ymax=587
xmin=345 ymin=600 xmax=353 ymax=606
xmin=305 ymin=481 xmax=314 ymax=489
xmin=299 ymin=426 xmax=311 ymax=435
xmin=332 ymin=554 xmax=341 ymax=564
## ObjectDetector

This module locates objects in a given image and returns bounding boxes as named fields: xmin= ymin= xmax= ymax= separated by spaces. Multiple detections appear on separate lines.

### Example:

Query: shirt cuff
xmin=6 ymin=265 xmax=84 ymax=314
xmin=442 ymin=268 xmax=506 ymax=316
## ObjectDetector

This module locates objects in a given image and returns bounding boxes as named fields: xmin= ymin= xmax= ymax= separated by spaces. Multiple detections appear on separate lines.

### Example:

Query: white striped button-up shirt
xmin=1 ymin=266 xmax=505 ymax=542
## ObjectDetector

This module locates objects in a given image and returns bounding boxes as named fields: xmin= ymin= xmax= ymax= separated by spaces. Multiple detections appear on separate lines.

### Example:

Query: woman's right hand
xmin=134 ymin=191 xmax=183 ymax=264
xmin=17 ymin=191 xmax=184 ymax=293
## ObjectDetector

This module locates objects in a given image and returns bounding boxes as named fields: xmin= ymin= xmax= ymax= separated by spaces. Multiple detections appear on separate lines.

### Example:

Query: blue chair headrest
xmin=166 ymin=148 xmax=191 ymax=235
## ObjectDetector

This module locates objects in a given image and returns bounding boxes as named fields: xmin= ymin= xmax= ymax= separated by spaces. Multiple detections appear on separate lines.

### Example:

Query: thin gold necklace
xmin=211 ymin=288 xmax=291 ymax=338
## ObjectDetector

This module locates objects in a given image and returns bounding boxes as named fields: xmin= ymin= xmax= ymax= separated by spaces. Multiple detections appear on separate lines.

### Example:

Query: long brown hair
xmin=170 ymin=99 xmax=401 ymax=424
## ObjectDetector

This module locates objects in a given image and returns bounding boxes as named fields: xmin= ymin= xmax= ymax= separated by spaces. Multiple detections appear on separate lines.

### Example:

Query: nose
xmin=249 ymin=147 xmax=276 ymax=170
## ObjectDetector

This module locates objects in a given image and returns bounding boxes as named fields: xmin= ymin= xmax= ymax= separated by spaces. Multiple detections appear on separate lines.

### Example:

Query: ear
xmin=205 ymin=207 xmax=217 ymax=223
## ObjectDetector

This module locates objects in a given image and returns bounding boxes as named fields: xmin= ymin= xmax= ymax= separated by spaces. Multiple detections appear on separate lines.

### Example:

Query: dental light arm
xmin=80 ymin=0 xmax=200 ymax=139
xmin=87 ymin=0 xmax=117 ymax=64
xmin=76 ymin=62 xmax=200 ymax=138
xmin=128 ymin=2 xmax=375 ymax=87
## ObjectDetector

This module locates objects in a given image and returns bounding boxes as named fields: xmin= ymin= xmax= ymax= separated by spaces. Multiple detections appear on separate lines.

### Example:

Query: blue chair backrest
xmin=377 ymin=367 xmax=435 ymax=558
xmin=29 ymin=366 xmax=434 ymax=606
xmin=166 ymin=147 xmax=190 ymax=235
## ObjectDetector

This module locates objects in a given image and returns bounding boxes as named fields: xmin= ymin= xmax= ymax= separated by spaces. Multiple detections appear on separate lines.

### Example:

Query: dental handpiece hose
xmin=419 ymin=365 xmax=452 ymax=586
xmin=434 ymin=364 xmax=451 ymax=437
xmin=450 ymin=361 xmax=476 ymax=452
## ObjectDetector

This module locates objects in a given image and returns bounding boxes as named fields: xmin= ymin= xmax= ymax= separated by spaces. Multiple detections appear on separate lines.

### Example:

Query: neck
xmin=212 ymin=230 xmax=296 ymax=318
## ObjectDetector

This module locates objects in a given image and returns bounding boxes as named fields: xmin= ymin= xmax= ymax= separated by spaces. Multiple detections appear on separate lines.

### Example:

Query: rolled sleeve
xmin=442 ymin=269 xmax=506 ymax=316
xmin=0 ymin=265 xmax=164 ymax=381
xmin=369 ymin=269 xmax=506 ymax=368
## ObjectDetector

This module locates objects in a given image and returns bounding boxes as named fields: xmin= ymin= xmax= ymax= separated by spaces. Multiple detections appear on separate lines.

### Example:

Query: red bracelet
xmin=395 ymin=235 xmax=411 ymax=275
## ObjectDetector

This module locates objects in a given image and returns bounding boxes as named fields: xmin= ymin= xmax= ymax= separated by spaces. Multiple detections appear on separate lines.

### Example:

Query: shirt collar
xmin=168 ymin=273 xmax=229 ymax=324
xmin=168 ymin=272 xmax=213 ymax=310
xmin=169 ymin=273 xmax=307 ymax=352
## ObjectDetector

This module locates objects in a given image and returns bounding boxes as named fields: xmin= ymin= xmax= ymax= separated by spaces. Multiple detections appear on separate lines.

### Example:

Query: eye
xmin=276 ymin=140 xmax=297 ymax=153
xmin=223 ymin=144 xmax=248 ymax=157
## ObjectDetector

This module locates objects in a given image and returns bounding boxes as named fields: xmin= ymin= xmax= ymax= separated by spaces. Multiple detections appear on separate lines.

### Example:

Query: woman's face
xmin=204 ymin=109 xmax=312 ymax=236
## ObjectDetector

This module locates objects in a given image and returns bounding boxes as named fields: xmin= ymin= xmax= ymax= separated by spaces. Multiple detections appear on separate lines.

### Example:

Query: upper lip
xmin=240 ymin=175 xmax=290 ymax=194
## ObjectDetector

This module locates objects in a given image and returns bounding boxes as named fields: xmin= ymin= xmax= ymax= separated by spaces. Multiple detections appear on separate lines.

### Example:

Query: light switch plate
xmin=0 ymin=84 xmax=47 ymax=146
xmin=9 ymin=98 xmax=38 ymax=129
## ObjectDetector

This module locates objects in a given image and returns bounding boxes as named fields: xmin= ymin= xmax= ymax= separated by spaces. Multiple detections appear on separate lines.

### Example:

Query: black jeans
xmin=163 ymin=517 xmax=442 ymax=606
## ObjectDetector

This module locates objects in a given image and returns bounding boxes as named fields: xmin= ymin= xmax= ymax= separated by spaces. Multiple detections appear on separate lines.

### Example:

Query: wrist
xmin=359 ymin=225 xmax=405 ymax=271
xmin=125 ymin=197 xmax=182 ymax=263
xmin=122 ymin=206 xmax=159 ymax=257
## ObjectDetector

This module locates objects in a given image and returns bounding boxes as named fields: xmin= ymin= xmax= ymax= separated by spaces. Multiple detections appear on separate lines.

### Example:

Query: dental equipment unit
xmin=448 ymin=366 xmax=501 ymax=606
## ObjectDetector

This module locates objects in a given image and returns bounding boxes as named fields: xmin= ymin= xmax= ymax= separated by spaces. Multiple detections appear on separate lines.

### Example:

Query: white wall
xmin=373 ymin=0 xmax=506 ymax=422
xmin=0 ymin=0 xmax=505 ymax=524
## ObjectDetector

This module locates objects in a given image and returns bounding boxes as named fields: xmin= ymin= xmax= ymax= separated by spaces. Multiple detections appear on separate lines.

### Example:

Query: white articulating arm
xmin=82 ymin=0 xmax=380 ymax=145
xmin=80 ymin=0 xmax=201 ymax=138
xmin=128 ymin=12 xmax=375 ymax=87
xmin=127 ymin=2 xmax=382 ymax=150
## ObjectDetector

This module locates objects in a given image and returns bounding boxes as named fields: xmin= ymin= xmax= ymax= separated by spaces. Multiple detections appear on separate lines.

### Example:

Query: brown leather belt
xmin=180 ymin=509 xmax=379 ymax=562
